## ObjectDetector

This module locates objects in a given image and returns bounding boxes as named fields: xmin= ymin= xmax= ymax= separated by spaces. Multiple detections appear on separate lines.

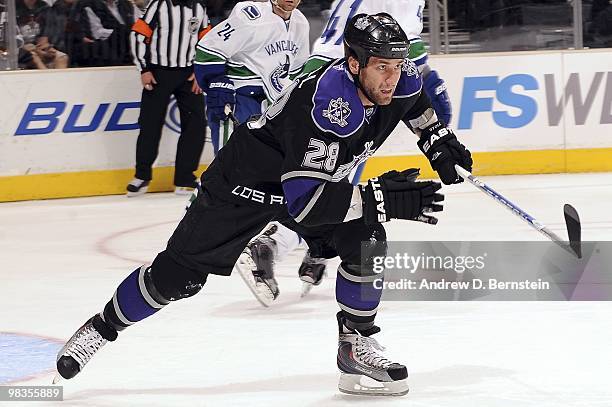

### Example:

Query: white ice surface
xmin=1 ymin=172 xmax=611 ymax=407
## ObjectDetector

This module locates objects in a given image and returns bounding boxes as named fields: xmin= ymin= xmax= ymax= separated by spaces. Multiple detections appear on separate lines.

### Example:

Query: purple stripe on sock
xmin=116 ymin=269 xmax=159 ymax=323
xmin=335 ymin=271 xmax=382 ymax=311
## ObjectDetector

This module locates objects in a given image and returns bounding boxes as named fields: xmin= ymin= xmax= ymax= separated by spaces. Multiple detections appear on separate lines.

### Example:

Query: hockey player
xmin=192 ymin=0 xmax=309 ymax=303
xmin=310 ymin=0 xmax=450 ymax=124
xmin=54 ymin=13 xmax=471 ymax=396
xmin=240 ymin=0 xmax=454 ymax=303
xmin=193 ymin=0 xmax=310 ymax=155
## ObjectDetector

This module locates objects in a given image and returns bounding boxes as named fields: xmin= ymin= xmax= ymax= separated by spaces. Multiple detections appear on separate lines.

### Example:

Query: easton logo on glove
xmin=417 ymin=122 xmax=473 ymax=185
xmin=360 ymin=168 xmax=444 ymax=225
xmin=420 ymin=126 xmax=451 ymax=153
xmin=369 ymin=177 xmax=387 ymax=223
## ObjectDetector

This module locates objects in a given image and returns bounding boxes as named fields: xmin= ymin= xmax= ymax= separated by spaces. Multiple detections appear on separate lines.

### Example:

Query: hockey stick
xmin=224 ymin=104 xmax=239 ymax=127
xmin=454 ymin=165 xmax=582 ymax=258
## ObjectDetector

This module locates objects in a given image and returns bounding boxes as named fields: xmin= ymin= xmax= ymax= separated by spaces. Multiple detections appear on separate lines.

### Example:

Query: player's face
xmin=358 ymin=57 xmax=405 ymax=105
xmin=273 ymin=0 xmax=301 ymax=12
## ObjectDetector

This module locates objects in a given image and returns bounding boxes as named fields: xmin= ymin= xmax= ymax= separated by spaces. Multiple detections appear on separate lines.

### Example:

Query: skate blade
xmin=235 ymin=252 xmax=274 ymax=308
xmin=338 ymin=373 xmax=409 ymax=396
xmin=126 ymin=187 xmax=148 ymax=197
xmin=300 ymin=282 xmax=313 ymax=298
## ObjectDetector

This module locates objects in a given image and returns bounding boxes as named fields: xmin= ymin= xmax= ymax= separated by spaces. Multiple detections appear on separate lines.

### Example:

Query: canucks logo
xmin=322 ymin=97 xmax=351 ymax=128
xmin=242 ymin=5 xmax=261 ymax=20
xmin=270 ymin=55 xmax=291 ymax=94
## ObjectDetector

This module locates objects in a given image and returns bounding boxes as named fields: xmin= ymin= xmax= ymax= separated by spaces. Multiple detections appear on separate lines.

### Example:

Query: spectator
xmin=131 ymin=0 xmax=147 ymax=17
xmin=16 ymin=0 xmax=69 ymax=68
xmin=16 ymin=0 xmax=48 ymax=45
xmin=592 ymin=0 xmax=612 ymax=46
xmin=39 ymin=0 xmax=79 ymax=64
xmin=71 ymin=0 xmax=135 ymax=66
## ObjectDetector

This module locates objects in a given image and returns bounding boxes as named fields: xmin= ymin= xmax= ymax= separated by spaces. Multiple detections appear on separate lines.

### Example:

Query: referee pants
xmin=135 ymin=67 xmax=207 ymax=187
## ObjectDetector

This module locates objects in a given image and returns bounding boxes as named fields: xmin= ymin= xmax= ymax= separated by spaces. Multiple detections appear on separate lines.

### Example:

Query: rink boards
xmin=0 ymin=49 xmax=611 ymax=202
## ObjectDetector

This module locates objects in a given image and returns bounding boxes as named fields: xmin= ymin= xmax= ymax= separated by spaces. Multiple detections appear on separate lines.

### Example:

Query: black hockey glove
xmin=417 ymin=122 xmax=472 ymax=185
xmin=360 ymin=168 xmax=444 ymax=225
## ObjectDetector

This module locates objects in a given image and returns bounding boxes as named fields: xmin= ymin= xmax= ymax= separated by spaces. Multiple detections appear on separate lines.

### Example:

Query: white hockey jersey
xmin=312 ymin=0 xmax=425 ymax=61
xmin=195 ymin=1 xmax=310 ymax=101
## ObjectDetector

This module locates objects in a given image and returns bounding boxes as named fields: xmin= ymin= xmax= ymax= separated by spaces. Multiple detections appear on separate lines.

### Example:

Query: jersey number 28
xmin=302 ymin=138 xmax=339 ymax=172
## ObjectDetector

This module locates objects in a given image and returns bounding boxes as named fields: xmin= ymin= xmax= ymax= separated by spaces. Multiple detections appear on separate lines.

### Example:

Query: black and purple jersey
xmin=201 ymin=58 xmax=432 ymax=227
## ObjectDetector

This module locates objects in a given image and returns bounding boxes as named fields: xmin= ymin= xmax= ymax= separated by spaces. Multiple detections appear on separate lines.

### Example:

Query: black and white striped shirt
xmin=130 ymin=0 xmax=208 ymax=71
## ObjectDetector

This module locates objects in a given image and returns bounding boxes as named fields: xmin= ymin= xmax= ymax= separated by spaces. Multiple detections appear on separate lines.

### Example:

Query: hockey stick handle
xmin=454 ymin=165 xmax=573 ymax=253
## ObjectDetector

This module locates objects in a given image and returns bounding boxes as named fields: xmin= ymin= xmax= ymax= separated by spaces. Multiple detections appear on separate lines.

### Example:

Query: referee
xmin=127 ymin=0 xmax=210 ymax=196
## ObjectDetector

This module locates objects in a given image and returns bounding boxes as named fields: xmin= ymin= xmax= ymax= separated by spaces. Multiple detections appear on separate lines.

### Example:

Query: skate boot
xmin=298 ymin=251 xmax=327 ymax=297
xmin=126 ymin=178 xmax=150 ymax=197
xmin=235 ymin=224 xmax=280 ymax=307
xmin=336 ymin=312 xmax=409 ymax=396
xmin=54 ymin=314 xmax=117 ymax=383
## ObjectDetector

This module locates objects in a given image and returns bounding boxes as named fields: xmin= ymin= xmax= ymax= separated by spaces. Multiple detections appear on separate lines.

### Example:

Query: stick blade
xmin=563 ymin=204 xmax=582 ymax=258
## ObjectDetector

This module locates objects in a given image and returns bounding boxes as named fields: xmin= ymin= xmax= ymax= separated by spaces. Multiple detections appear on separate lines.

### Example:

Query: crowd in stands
xmin=447 ymin=0 xmax=612 ymax=47
xmin=2 ymin=0 xmax=611 ymax=70
xmin=6 ymin=0 xmax=225 ymax=69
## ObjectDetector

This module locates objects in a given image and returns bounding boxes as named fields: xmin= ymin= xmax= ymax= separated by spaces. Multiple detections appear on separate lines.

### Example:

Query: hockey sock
xmin=102 ymin=266 xmax=169 ymax=331
xmin=335 ymin=263 xmax=382 ymax=329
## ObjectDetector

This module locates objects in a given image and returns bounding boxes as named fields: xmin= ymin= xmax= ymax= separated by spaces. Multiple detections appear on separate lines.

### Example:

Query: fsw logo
xmin=458 ymin=72 xmax=612 ymax=129
xmin=14 ymin=99 xmax=182 ymax=135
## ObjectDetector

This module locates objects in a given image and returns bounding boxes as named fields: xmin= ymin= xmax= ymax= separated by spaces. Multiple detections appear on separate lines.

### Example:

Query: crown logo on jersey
xmin=323 ymin=97 xmax=351 ymax=128
xmin=354 ymin=16 xmax=370 ymax=31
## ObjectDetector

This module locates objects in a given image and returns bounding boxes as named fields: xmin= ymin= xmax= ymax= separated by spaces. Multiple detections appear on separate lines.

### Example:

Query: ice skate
xmin=235 ymin=225 xmax=280 ymax=307
xmin=54 ymin=314 xmax=117 ymax=383
xmin=126 ymin=178 xmax=150 ymax=197
xmin=336 ymin=313 xmax=408 ymax=396
xmin=298 ymin=251 xmax=327 ymax=297
xmin=175 ymin=180 xmax=200 ymax=196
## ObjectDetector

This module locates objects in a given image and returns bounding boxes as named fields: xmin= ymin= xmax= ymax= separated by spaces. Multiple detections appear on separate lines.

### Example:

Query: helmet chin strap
xmin=350 ymin=62 xmax=377 ymax=106
xmin=270 ymin=0 xmax=293 ymax=14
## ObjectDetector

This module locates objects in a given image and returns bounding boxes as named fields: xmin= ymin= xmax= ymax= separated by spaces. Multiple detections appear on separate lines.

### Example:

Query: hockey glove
xmin=423 ymin=69 xmax=452 ymax=125
xmin=206 ymin=76 xmax=235 ymax=122
xmin=417 ymin=122 xmax=472 ymax=185
xmin=360 ymin=168 xmax=444 ymax=225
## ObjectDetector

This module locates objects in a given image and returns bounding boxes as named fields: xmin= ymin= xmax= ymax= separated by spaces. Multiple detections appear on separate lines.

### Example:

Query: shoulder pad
xmin=292 ymin=9 xmax=309 ymax=25
xmin=311 ymin=62 xmax=364 ymax=138
xmin=394 ymin=60 xmax=422 ymax=98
